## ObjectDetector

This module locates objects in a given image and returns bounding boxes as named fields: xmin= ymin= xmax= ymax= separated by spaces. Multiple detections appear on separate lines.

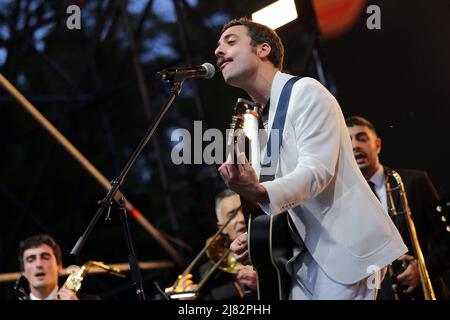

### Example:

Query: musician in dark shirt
xmin=346 ymin=115 xmax=449 ymax=299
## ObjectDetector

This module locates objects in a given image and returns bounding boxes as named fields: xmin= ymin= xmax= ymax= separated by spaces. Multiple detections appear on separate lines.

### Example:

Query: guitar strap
xmin=260 ymin=76 xmax=301 ymax=183
xmin=259 ymin=76 xmax=304 ymax=248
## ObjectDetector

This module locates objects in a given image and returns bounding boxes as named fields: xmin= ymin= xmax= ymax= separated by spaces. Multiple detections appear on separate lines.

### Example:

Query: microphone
xmin=156 ymin=62 xmax=215 ymax=81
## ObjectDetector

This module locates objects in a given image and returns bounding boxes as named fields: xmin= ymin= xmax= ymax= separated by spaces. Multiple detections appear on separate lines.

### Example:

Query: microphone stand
xmin=70 ymin=80 xmax=184 ymax=300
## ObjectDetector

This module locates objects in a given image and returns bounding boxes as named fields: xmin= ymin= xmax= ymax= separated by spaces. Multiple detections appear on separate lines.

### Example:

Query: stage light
xmin=251 ymin=0 xmax=298 ymax=30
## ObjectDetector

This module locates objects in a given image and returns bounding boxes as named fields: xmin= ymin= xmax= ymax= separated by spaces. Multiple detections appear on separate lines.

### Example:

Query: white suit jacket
xmin=260 ymin=72 xmax=407 ymax=284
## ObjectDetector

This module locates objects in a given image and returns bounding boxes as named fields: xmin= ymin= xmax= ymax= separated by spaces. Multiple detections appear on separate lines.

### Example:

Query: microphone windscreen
xmin=202 ymin=62 xmax=215 ymax=79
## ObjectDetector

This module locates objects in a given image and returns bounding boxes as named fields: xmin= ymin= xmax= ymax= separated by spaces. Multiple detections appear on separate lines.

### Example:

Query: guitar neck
xmin=240 ymin=196 xmax=265 ymax=228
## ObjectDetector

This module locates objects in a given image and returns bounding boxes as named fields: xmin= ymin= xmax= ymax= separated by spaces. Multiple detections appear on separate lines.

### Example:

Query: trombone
xmin=385 ymin=170 xmax=436 ymax=300
xmin=164 ymin=207 xmax=242 ymax=299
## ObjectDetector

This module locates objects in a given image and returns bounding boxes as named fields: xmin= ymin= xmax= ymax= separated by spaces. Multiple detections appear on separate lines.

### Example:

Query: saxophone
xmin=62 ymin=261 xmax=123 ymax=293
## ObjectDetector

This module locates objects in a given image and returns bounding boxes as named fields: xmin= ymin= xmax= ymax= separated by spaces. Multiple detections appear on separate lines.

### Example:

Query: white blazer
xmin=260 ymin=72 xmax=407 ymax=284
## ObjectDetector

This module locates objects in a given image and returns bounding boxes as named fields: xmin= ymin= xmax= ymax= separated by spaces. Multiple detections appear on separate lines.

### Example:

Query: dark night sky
xmin=316 ymin=0 xmax=450 ymax=197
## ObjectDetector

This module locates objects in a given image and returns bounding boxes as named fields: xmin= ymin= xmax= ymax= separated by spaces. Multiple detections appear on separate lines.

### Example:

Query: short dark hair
xmin=221 ymin=17 xmax=284 ymax=70
xmin=19 ymin=234 xmax=62 ymax=271
xmin=345 ymin=116 xmax=378 ymax=136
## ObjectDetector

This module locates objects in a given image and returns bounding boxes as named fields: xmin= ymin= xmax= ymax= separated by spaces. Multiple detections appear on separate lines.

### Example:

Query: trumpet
xmin=63 ymin=260 xmax=124 ymax=293
xmin=385 ymin=170 xmax=436 ymax=300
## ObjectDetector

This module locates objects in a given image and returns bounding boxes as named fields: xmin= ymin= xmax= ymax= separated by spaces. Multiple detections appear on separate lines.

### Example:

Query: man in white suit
xmin=215 ymin=18 xmax=407 ymax=299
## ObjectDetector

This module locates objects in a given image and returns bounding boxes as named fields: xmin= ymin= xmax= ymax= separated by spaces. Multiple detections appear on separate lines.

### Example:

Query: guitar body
xmin=248 ymin=210 xmax=292 ymax=300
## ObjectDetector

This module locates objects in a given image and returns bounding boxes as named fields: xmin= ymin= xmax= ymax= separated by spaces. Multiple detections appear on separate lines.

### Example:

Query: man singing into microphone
xmin=215 ymin=17 xmax=407 ymax=300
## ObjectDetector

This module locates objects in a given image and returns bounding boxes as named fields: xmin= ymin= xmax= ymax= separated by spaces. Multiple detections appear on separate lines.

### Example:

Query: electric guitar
xmin=227 ymin=98 xmax=292 ymax=300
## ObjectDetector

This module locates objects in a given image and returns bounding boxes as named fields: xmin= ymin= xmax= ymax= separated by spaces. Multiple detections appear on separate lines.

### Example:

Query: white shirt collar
xmin=30 ymin=287 xmax=58 ymax=300
xmin=368 ymin=165 xmax=385 ymax=188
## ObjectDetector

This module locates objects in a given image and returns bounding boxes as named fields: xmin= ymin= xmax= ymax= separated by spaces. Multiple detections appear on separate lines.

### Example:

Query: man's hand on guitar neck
xmin=218 ymin=151 xmax=269 ymax=204
xmin=230 ymin=232 xmax=250 ymax=265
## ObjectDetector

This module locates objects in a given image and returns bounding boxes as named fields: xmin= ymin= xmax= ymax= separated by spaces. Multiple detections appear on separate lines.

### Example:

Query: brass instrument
xmin=63 ymin=260 xmax=124 ymax=293
xmin=164 ymin=210 xmax=242 ymax=299
xmin=206 ymin=234 xmax=240 ymax=274
xmin=385 ymin=170 xmax=436 ymax=300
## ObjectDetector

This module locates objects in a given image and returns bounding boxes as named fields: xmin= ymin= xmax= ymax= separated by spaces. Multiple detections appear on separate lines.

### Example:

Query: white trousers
xmin=289 ymin=251 xmax=385 ymax=300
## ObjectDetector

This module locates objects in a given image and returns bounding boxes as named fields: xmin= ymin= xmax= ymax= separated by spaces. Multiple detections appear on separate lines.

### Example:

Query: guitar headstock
xmin=229 ymin=115 xmax=243 ymax=132
xmin=234 ymin=98 xmax=262 ymax=117
xmin=228 ymin=98 xmax=262 ymax=135
xmin=227 ymin=98 xmax=263 ymax=166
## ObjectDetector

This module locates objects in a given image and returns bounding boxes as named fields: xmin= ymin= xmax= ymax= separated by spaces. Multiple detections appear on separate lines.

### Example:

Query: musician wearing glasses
xmin=215 ymin=17 xmax=407 ymax=300
xmin=346 ymin=115 xmax=449 ymax=300
xmin=17 ymin=234 xmax=78 ymax=300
